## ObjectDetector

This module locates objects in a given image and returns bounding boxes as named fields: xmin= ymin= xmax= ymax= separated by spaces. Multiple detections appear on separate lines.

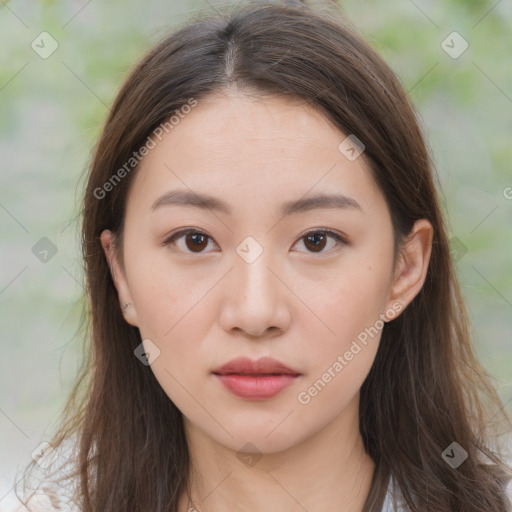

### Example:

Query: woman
xmin=12 ymin=1 xmax=512 ymax=511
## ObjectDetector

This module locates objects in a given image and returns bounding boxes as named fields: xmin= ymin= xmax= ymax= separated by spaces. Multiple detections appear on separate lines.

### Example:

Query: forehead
xmin=125 ymin=90 xmax=384 ymax=219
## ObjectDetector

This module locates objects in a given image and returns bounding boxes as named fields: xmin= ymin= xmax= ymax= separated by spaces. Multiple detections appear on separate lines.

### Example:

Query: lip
xmin=212 ymin=357 xmax=301 ymax=400
xmin=213 ymin=356 xmax=300 ymax=376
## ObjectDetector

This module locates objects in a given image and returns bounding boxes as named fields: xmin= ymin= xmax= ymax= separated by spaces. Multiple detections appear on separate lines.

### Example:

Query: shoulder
xmin=3 ymin=437 xmax=81 ymax=512
xmin=4 ymin=481 xmax=81 ymax=512
xmin=8 ymin=485 xmax=67 ymax=511
xmin=5 ymin=481 xmax=81 ymax=512
xmin=382 ymin=470 xmax=512 ymax=512
xmin=380 ymin=476 xmax=406 ymax=512
xmin=506 ymin=477 xmax=512 ymax=510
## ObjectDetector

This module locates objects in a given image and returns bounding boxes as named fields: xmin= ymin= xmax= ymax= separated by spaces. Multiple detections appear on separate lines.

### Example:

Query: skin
xmin=101 ymin=87 xmax=433 ymax=512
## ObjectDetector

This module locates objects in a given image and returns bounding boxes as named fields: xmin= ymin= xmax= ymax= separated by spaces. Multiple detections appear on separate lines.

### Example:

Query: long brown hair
xmin=15 ymin=1 xmax=512 ymax=511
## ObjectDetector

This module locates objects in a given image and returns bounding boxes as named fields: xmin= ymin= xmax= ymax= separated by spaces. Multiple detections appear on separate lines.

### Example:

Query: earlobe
xmin=100 ymin=229 xmax=140 ymax=327
xmin=385 ymin=219 xmax=434 ymax=318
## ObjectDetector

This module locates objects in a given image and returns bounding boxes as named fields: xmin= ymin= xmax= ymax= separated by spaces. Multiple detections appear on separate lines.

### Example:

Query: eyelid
xmin=291 ymin=228 xmax=347 ymax=254
xmin=162 ymin=228 xmax=218 ymax=251
xmin=296 ymin=228 xmax=348 ymax=245
xmin=162 ymin=227 xmax=348 ymax=253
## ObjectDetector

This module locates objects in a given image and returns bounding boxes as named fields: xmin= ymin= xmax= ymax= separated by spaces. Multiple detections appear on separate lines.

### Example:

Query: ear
xmin=100 ymin=229 xmax=140 ymax=327
xmin=385 ymin=219 xmax=433 ymax=320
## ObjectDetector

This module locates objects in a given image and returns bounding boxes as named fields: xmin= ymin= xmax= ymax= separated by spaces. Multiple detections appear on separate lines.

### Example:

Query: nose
xmin=218 ymin=247 xmax=291 ymax=339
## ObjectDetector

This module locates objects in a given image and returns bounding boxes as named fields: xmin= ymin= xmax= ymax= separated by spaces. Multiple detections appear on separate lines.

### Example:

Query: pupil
xmin=188 ymin=233 xmax=206 ymax=251
xmin=307 ymin=233 xmax=326 ymax=251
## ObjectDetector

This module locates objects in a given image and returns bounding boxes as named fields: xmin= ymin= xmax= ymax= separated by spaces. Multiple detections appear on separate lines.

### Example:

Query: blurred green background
xmin=1 ymin=0 xmax=511 ymax=507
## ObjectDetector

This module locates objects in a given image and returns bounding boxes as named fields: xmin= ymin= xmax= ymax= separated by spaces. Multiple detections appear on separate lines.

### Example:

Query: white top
xmin=3 ymin=466 xmax=511 ymax=511
xmin=380 ymin=473 xmax=512 ymax=511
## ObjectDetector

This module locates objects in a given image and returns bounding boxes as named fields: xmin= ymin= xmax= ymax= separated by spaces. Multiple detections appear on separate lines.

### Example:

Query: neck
xmin=178 ymin=394 xmax=375 ymax=512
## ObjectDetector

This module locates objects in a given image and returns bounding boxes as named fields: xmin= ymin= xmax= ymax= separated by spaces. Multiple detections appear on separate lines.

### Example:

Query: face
xmin=101 ymin=89 xmax=430 ymax=455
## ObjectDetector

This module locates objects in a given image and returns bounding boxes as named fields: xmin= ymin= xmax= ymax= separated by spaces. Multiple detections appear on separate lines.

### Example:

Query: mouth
xmin=213 ymin=373 xmax=300 ymax=400
xmin=212 ymin=356 xmax=301 ymax=376
xmin=213 ymin=372 xmax=298 ymax=376
xmin=212 ymin=357 xmax=301 ymax=400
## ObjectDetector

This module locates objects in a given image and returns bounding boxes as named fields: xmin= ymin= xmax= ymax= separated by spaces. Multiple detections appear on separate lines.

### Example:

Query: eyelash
xmin=162 ymin=228 xmax=347 ymax=255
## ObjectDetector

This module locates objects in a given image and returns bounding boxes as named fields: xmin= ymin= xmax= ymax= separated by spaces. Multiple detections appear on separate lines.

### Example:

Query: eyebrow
xmin=151 ymin=189 xmax=362 ymax=216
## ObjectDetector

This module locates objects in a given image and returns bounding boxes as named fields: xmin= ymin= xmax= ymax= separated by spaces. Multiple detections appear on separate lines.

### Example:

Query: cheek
xmin=292 ymin=253 xmax=391 ymax=392
xmin=292 ymin=280 xmax=385 ymax=417
xmin=125 ymin=245 xmax=209 ymax=339
xmin=126 ymin=261 xmax=224 ymax=390
xmin=130 ymin=276 xmax=214 ymax=411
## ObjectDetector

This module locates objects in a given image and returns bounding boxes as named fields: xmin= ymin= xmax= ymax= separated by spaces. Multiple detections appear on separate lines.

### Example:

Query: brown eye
xmin=304 ymin=232 xmax=327 ymax=252
xmin=295 ymin=229 xmax=346 ymax=254
xmin=163 ymin=229 xmax=216 ymax=254
xmin=184 ymin=232 xmax=209 ymax=252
